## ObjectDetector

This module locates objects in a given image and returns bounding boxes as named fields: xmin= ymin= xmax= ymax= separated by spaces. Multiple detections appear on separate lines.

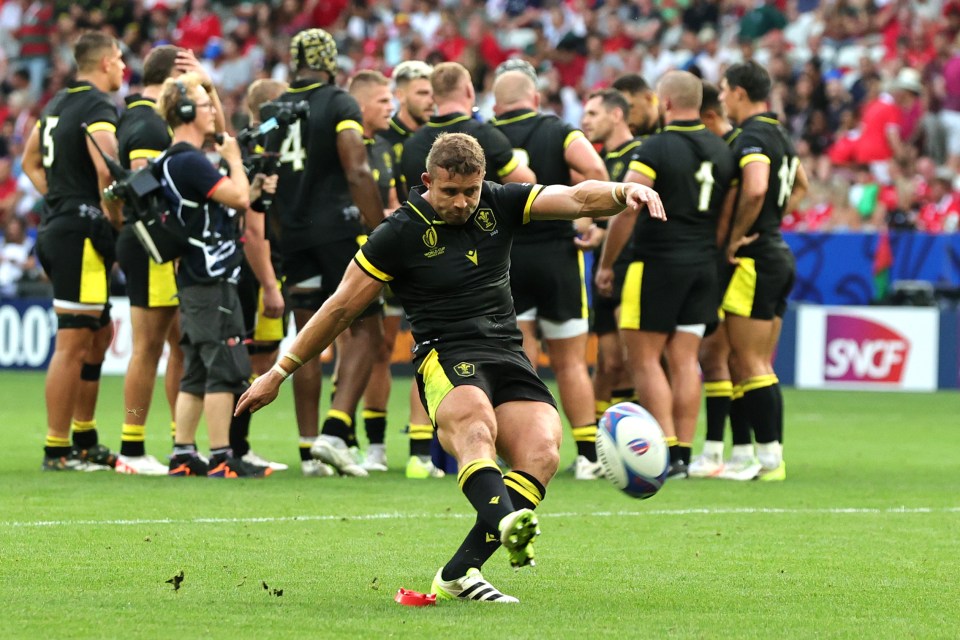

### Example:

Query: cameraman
xmin=154 ymin=72 xmax=267 ymax=478
xmin=114 ymin=45 xmax=223 ymax=475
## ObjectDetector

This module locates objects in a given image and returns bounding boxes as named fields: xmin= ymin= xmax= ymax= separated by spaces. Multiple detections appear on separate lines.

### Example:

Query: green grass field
xmin=1 ymin=370 xmax=958 ymax=639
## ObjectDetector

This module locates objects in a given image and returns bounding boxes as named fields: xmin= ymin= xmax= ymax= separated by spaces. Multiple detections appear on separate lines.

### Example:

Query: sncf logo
xmin=824 ymin=315 xmax=910 ymax=383
xmin=627 ymin=438 xmax=650 ymax=456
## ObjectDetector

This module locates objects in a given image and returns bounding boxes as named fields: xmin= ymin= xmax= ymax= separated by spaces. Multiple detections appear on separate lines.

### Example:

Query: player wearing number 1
xmin=597 ymin=71 xmax=737 ymax=479
xmin=272 ymin=29 xmax=385 ymax=476
xmin=719 ymin=61 xmax=808 ymax=481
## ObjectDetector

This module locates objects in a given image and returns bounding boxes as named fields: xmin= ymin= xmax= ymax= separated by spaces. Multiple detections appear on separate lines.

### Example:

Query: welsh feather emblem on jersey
xmin=454 ymin=362 xmax=476 ymax=377
xmin=423 ymin=227 xmax=438 ymax=248
xmin=474 ymin=209 xmax=497 ymax=232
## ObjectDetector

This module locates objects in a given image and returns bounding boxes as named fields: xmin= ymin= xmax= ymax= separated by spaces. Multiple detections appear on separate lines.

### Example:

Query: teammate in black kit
xmin=491 ymin=66 xmax=609 ymax=480
xmin=22 ymin=32 xmax=125 ymax=471
xmin=399 ymin=61 xmax=535 ymax=197
xmin=380 ymin=60 xmax=434 ymax=194
xmin=272 ymin=29 xmax=385 ymax=477
xmin=688 ymin=81 xmax=753 ymax=480
xmin=376 ymin=60 xmax=438 ymax=478
xmin=719 ymin=61 xmax=808 ymax=481
xmin=580 ymin=87 xmax=656 ymax=424
xmin=598 ymin=71 xmax=737 ymax=479
xmin=237 ymin=132 xmax=665 ymax=603
xmin=114 ymin=45 xmax=217 ymax=475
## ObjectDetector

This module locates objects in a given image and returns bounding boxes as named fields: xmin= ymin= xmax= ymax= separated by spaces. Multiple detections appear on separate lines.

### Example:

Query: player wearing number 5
xmin=718 ymin=61 xmax=808 ymax=481
xmin=271 ymin=29 xmax=385 ymax=476
xmin=21 ymin=33 xmax=125 ymax=471
xmin=596 ymin=71 xmax=737 ymax=479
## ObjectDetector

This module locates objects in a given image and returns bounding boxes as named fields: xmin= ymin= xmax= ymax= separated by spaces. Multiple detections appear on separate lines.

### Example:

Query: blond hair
xmin=156 ymin=72 xmax=206 ymax=128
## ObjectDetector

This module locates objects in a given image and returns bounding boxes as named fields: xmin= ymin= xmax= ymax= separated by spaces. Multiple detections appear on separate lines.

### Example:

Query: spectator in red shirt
xmin=15 ymin=0 xmax=54 ymax=100
xmin=854 ymin=74 xmax=903 ymax=184
xmin=175 ymin=0 xmax=222 ymax=56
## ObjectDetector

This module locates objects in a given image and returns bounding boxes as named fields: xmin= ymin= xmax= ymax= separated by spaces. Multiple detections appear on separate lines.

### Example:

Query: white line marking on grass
xmin=3 ymin=506 xmax=959 ymax=529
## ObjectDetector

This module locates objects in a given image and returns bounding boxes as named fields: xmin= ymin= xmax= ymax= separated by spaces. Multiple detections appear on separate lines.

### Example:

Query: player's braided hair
xmin=290 ymin=28 xmax=338 ymax=78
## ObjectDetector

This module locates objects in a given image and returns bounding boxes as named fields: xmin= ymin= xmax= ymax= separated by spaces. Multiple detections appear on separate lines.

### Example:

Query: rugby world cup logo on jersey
xmin=422 ymin=227 xmax=445 ymax=258
xmin=474 ymin=208 xmax=497 ymax=232
xmin=823 ymin=314 xmax=910 ymax=383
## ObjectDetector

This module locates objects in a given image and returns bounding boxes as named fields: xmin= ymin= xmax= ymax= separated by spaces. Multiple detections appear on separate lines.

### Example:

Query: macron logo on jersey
xmin=824 ymin=315 xmax=910 ymax=383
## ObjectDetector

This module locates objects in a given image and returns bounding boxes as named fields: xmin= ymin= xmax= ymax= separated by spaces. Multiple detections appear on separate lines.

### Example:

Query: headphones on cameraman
xmin=175 ymin=81 xmax=196 ymax=123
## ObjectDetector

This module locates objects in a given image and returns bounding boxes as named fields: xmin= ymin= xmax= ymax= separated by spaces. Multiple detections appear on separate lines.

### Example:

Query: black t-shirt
xmin=400 ymin=112 xmax=518 ymax=194
xmin=731 ymin=112 xmax=798 ymax=254
xmin=366 ymin=134 xmax=395 ymax=214
xmin=117 ymin=94 xmax=171 ymax=224
xmin=272 ymin=80 xmax=365 ymax=251
xmin=159 ymin=143 xmax=243 ymax=286
xmin=356 ymin=181 xmax=542 ymax=352
xmin=628 ymin=120 xmax=736 ymax=264
xmin=38 ymin=81 xmax=118 ymax=220
xmin=493 ymin=108 xmax=584 ymax=243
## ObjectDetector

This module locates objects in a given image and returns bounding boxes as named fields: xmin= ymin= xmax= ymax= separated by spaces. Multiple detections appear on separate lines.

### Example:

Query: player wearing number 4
xmin=718 ymin=62 xmax=808 ymax=481
xmin=596 ymin=71 xmax=737 ymax=480
xmin=237 ymin=132 xmax=665 ymax=603
xmin=272 ymin=29 xmax=385 ymax=476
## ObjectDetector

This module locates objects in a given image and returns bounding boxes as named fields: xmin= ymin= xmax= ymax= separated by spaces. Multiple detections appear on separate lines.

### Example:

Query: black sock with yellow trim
xmin=571 ymin=423 xmax=598 ymax=461
xmin=71 ymin=419 xmax=98 ymax=449
xmin=772 ymin=382 xmax=784 ymax=443
xmin=740 ymin=375 xmax=780 ymax=445
xmin=677 ymin=442 xmax=692 ymax=465
xmin=363 ymin=409 xmax=387 ymax=446
xmin=120 ymin=423 xmax=146 ymax=457
xmin=730 ymin=385 xmax=752 ymax=446
xmin=45 ymin=435 xmax=71 ymax=459
xmin=322 ymin=409 xmax=356 ymax=447
xmin=442 ymin=470 xmax=545 ymax=581
xmin=408 ymin=423 xmax=433 ymax=457
xmin=611 ymin=388 xmax=635 ymax=405
xmin=665 ymin=436 xmax=679 ymax=463
xmin=458 ymin=459 xmax=515 ymax=529
xmin=299 ymin=437 xmax=313 ymax=462
xmin=229 ymin=392 xmax=252 ymax=457
xmin=704 ymin=380 xmax=733 ymax=443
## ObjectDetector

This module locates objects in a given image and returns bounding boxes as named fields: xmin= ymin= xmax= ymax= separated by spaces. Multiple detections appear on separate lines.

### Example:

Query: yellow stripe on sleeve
xmin=129 ymin=149 xmax=163 ymax=161
xmin=497 ymin=156 xmax=519 ymax=178
xmin=354 ymin=250 xmax=393 ymax=282
xmin=739 ymin=153 xmax=770 ymax=168
xmin=563 ymin=130 xmax=586 ymax=149
xmin=629 ymin=160 xmax=656 ymax=180
xmin=86 ymin=122 xmax=117 ymax=134
xmin=335 ymin=119 xmax=363 ymax=134
xmin=522 ymin=184 xmax=544 ymax=225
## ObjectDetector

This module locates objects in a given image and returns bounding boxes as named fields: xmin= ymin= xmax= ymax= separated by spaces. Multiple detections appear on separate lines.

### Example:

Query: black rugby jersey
xmin=380 ymin=114 xmax=415 ymax=168
xmin=356 ymin=181 xmax=542 ymax=351
xmin=731 ymin=112 xmax=797 ymax=254
xmin=117 ymin=94 xmax=171 ymax=224
xmin=399 ymin=112 xmax=518 ymax=194
xmin=493 ymin=108 xmax=584 ymax=243
xmin=628 ymin=120 xmax=736 ymax=264
xmin=366 ymin=134 xmax=395 ymax=214
xmin=38 ymin=81 xmax=118 ymax=220
xmin=598 ymin=136 xmax=644 ymax=273
xmin=272 ymin=80 xmax=365 ymax=251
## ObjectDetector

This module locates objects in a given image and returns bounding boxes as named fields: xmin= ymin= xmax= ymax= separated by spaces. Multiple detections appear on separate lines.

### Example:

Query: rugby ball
xmin=596 ymin=402 xmax=669 ymax=499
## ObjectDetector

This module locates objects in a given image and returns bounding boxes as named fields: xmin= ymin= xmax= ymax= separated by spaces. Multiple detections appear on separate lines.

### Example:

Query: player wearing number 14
xmin=717 ymin=62 xmax=806 ymax=481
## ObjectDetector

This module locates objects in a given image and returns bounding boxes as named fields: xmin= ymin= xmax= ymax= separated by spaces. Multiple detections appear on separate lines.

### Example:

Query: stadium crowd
xmin=1 ymin=0 xmax=960 ymax=261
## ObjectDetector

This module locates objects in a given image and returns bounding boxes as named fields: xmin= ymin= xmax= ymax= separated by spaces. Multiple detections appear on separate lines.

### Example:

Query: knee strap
xmin=98 ymin=303 xmax=113 ymax=329
xmin=81 ymin=362 xmax=103 ymax=381
xmin=247 ymin=341 xmax=281 ymax=356
xmin=57 ymin=313 xmax=101 ymax=331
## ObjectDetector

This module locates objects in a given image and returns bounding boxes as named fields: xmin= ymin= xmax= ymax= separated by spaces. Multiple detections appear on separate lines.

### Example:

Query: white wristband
xmin=611 ymin=184 xmax=625 ymax=207
xmin=271 ymin=363 xmax=290 ymax=380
